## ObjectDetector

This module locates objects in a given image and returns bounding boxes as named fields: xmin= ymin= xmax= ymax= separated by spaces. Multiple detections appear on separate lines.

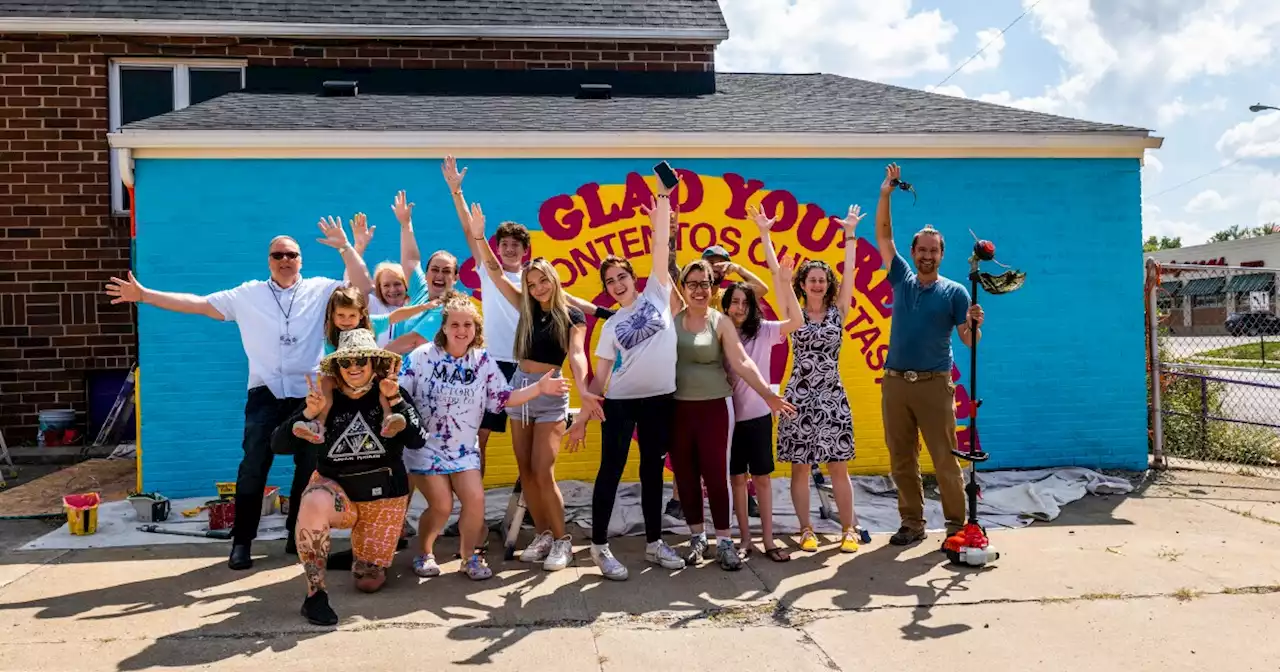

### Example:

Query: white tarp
xmin=19 ymin=468 xmax=1135 ymax=551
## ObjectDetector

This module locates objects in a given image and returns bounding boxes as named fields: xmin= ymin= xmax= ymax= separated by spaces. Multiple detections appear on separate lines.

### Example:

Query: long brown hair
xmin=324 ymin=286 xmax=373 ymax=348
xmin=514 ymin=258 xmax=573 ymax=361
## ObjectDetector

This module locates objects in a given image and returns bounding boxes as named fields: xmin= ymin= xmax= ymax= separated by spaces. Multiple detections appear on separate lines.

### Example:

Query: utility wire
xmin=1142 ymin=158 xmax=1242 ymax=202
xmin=935 ymin=0 xmax=1048 ymax=89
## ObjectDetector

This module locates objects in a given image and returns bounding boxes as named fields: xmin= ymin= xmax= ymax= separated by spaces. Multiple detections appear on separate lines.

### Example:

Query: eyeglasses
xmin=684 ymin=281 xmax=712 ymax=290
xmin=270 ymin=251 xmax=300 ymax=260
xmin=336 ymin=356 xmax=369 ymax=368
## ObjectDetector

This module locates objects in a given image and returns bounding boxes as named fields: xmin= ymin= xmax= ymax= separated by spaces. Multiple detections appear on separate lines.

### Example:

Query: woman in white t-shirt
xmin=566 ymin=173 xmax=685 ymax=580
xmin=401 ymin=298 xmax=569 ymax=581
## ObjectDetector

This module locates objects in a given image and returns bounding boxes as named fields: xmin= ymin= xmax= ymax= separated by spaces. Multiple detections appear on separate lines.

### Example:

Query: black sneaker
xmin=889 ymin=526 xmax=927 ymax=546
xmin=301 ymin=590 xmax=338 ymax=626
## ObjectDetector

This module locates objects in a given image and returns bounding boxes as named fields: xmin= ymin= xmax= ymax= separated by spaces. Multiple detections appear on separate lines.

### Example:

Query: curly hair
xmin=433 ymin=297 xmax=486 ymax=351
xmin=792 ymin=259 xmax=838 ymax=311
xmin=495 ymin=221 xmax=531 ymax=250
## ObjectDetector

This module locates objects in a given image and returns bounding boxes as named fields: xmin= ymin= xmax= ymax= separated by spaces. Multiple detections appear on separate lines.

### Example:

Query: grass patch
xmin=1173 ymin=588 xmax=1202 ymax=602
xmin=1198 ymin=341 xmax=1280 ymax=361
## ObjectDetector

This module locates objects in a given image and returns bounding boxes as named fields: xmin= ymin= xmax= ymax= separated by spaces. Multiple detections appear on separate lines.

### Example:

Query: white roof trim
xmin=0 ymin=16 xmax=728 ymax=41
xmin=108 ymin=130 xmax=1163 ymax=152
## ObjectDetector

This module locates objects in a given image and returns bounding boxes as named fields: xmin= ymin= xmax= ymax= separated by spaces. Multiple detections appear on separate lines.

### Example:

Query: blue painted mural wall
xmin=133 ymin=156 xmax=1147 ymax=497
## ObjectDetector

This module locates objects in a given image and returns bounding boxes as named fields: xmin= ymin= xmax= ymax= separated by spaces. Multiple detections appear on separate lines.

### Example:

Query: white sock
xmin=716 ymin=535 xmax=732 ymax=545
xmin=646 ymin=540 xmax=662 ymax=552
xmin=592 ymin=543 xmax=608 ymax=553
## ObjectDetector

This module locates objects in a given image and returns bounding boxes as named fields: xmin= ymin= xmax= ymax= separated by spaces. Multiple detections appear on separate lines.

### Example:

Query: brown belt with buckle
xmin=885 ymin=368 xmax=945 ymax=383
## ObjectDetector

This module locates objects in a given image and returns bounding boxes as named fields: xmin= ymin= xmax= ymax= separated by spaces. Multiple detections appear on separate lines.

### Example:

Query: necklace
xmin=269 ymin=279 xmax=299 ymax=346
xmin=343 ymin=381 xmax=375 ymax=397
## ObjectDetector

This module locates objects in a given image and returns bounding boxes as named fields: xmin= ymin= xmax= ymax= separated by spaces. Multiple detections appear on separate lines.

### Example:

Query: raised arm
xmin=345 ymin=212 xmax=375 ymax=286
xmin=318 ymin=216 xmax=374 ymax=295
xmin=105 ymin=271 xmax=225 ymax=320
xmin=391 ymin=190 xmax=421 ymax=275
xmin=645 ymin=170 xmax=675 ymax=289
xmin=727 ymin=263 xmax=770 ymax=297
xmin=466 ymin=203 xmax=522 ymax=308
xmin=875 ymin=163 xmax=901 ymax=271
xmin=441 ymin=155 xmax=479 ymax=255
xmin=833 ymin=204 xmax=865 ymax=322
xmin=775 ymin=257 xmax=805 ymax=336
xmin=717 ymin=318 xmax=796 ymax=416
xmin=385 ymin=299 xmax=440 ymax=326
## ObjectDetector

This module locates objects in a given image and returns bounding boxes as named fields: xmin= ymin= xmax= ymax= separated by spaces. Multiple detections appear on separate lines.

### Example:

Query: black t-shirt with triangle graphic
xmin=274 ymin=386 xmax=424 ymax=500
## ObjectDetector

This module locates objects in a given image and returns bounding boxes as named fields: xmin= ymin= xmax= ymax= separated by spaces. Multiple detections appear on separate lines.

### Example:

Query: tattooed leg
xmin=352 ymin=559 xmax=387 ymax=593
xmin=296 ymin=528 xmax=332 ymax=596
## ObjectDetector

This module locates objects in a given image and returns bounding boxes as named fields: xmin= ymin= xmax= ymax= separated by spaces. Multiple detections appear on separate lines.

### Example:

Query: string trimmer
xmin=942 ymin=231 xmax=1025 ymax=567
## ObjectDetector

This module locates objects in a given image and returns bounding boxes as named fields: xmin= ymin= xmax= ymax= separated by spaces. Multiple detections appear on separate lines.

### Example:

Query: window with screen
xmin=110 ymin=60 xmax=246 ymax=214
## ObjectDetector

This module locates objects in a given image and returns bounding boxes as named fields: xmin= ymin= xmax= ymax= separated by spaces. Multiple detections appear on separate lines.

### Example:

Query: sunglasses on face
xmin=270 ymin=251 xmax=299 ymax=260
xmin=337 ymin=356 xmax=369 ymax=369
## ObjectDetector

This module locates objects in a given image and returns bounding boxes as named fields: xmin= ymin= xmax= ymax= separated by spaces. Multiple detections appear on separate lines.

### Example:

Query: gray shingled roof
xmin=121 ymin=73 xmax=1150 ymax=135
xmin=0 ymin=0 xmax=728 ymax=31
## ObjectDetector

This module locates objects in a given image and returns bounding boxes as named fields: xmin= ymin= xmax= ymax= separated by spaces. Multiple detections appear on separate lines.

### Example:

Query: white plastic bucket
xmin=37 ymin=409 xmax=76 ymax=447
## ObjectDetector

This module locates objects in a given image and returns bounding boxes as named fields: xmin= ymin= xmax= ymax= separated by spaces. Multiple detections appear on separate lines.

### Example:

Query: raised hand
xmin=441 ymin=155 xmax=467 ymax=192
xmin=316 ymin=216 xmax=351 ymax=250
xmin=766 ymin=393 xmax=797 ymax=418
xmin=304 ymin=374 xmax=328 ymax=420
xmin=834 ymin=205 xmax=864 ymax=237
xmin=391 ymin=190 xmax=414 ymax=227
xmin=351 ymin=212 xmax=375 ymax=252
xmin=654 ymin=166 xmax=680 ymax=196
xmin=880 ymin=163 xmax=902 ymax=195
xmin=468 ymin=202 xmax=487 ymax=240
xmin=778 ymin=256 xmax=795 ymax=285
xmin=379 ymin=373 xmax=400 ymax=398
xmin=105 ymin=271 xmax=146 ymax=305
xmin=747 ymin=204 xmax=777 ymax=234
xmin=537 ymin=371 xmax=571 ymax=396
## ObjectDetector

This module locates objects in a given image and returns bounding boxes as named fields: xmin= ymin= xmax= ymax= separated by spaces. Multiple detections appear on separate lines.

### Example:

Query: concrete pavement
xmin=2 ymin=469 xmax=1280 ymax=671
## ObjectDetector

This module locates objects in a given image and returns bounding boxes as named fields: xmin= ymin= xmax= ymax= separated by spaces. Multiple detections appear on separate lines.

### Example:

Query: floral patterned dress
xmin=776 ymin=306 xmax=855 ymax=464
xmin=400 ymin=343 xmax=511 ymax=475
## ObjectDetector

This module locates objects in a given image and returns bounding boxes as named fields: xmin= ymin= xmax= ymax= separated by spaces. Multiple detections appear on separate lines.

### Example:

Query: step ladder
xmin=0 ymin=430 xmax=14 ymax=489
xmin=85 ymin=364 xmax=137 ymax=457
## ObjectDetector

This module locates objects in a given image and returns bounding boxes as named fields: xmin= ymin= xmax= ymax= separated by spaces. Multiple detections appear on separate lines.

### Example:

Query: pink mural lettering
xmin=538 ymin=194 xmax=582 ymax=241
xmin=618 ymin=226 xmax=645 ymax=258
xmin=723 ymin=172 xmax=765 ymax=219
xmin=795 ymin=207 xmax=843 ymax=252
xmin=759 ymin=189 xmax=800 ymax=233
xmin=618 ymin=172 xmax=653 ymax=220
xmin=578 ymin=182 xmax=623 ymax=231
xmin=719 ymin=225 xmax=743 ymax=256
xmin=673 ymin=169 xmax=704 ymax=212
xmin=690 ymin=222 xmax=716 ymax=251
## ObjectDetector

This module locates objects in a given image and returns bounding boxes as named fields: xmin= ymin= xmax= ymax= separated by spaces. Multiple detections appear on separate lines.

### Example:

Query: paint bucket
xmin=261 ymin=486 xmax=279 ymax=516
xmin=128 ymin=493 xmax=171 ymax=522
xmin=38 ymin=409 xmax=76 ymax=447
xmin=63 ymin=492 xmax=101 ymax=535
xmin=215 ymin=482 xmax=236 ymax=500
xmin=207 ymin=499 xmax=235 ymax=531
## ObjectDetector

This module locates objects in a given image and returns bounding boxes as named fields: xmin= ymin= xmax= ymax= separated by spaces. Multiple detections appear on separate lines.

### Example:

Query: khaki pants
xmin=882 ymin=374 xmax=966 ymax=534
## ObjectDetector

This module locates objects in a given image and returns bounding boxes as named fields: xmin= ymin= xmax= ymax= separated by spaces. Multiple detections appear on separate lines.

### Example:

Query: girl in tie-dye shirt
xmin=401 ymin=299 xmax=568 ymax=580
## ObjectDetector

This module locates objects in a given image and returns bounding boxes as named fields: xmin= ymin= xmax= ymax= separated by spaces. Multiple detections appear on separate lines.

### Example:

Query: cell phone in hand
xmin=653 ymin=161 xmax=680 ymax=190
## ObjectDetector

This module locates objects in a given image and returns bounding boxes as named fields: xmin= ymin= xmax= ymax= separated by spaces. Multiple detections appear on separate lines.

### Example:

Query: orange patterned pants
xmin=303 ymin=472 xmax=409 ymax=567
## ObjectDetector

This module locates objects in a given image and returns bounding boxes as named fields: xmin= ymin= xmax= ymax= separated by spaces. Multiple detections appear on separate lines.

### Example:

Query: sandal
xmin=763 ymin=547 xmax=791 ymax=562
xmin=463 ymin=548 xmax=493 ymax=581
xmin=381 ymin=413 xmax=406 ymax=437
xmin=292 ymin=420 xmax=325 ymax=444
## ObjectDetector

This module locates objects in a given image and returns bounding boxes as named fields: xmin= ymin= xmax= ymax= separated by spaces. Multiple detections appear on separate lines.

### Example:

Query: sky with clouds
xmin=712 ymin=0 xmax=1280 ymax=247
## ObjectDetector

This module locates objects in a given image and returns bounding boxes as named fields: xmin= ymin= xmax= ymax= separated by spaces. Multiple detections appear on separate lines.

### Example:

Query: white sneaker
xmin=543 ymin=536 xmax=574 ymax=572
xmin=646 ymin=539 xmax=685 ymax=570
xmin=590 ymin=544 xmax=628 ymax=581
xmin=520 ymin=530 xmax=554 ymax=563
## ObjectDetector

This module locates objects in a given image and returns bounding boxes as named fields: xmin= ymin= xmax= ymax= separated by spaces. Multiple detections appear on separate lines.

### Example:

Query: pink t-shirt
xmin=727 ymin=320 xmax=785 ymax=421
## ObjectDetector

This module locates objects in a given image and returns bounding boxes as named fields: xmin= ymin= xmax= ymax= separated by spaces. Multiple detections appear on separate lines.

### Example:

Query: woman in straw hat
xmin=271 ymin=328 xmax=424 ymax=626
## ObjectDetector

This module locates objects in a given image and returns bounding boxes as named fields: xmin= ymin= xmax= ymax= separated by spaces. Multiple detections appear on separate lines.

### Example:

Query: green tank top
xmin=674 ymin=308 xmax=732 ymax=401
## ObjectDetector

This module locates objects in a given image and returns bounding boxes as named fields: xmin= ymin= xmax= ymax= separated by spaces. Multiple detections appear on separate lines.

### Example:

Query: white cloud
xmin=1216 ymin=111 xmax=1280 ymax=159
xmin=715 ymin=0 xmax=958 ymax=79
xmin=924 ymin=84 xmax=967 ymax=98
xmin=1259 ymin=200 xmax=1280 ymax=223
xmin=1156 ymin=96 xmax=1228 ymax=127
xmin=1144 ymin=151 xmax=1165 ymax=173
xmin=962 ymin=27 xmax=1007 ymax=73
xmin=975 ymin=90 xmax=1064 ymax=114
xmin=1184 ymin=189 xmax=1229 ymax=213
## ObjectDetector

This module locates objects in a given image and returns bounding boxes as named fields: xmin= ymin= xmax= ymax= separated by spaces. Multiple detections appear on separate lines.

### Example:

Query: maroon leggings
xmin=670 ymin=398 xmax=735 ymax=531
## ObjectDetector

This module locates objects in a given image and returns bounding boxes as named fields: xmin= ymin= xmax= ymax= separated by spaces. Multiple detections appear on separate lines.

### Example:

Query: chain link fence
xmin=1147 ymin=260 xmax=1280 ymax=478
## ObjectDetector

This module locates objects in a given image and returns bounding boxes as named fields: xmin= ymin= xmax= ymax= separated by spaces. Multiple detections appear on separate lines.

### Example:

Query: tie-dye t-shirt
xmin=400 ymin=343 xmax=511 ymax=475
xmin=593 ymin=268 xmax=677 ymax=400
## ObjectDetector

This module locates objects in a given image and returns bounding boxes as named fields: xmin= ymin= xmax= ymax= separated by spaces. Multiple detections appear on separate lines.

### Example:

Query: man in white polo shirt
xmin=105 ymin=219 xmax=374 ymax=570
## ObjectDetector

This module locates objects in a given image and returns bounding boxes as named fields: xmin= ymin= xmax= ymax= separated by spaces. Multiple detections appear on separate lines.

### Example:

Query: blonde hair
xmin=433 ymin=297 xmax=486 ymax=351
xmin=372 ymin=262 xmax=408 ymax=306
xmin=514 ymin=259 xmax=573 ymax=361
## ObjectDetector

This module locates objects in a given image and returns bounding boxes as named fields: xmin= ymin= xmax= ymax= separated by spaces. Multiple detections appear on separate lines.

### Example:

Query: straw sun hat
xmin=319 ymin=328 xmax=401 ymax=377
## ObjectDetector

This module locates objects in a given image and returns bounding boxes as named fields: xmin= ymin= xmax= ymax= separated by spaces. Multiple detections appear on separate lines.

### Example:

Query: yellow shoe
xmin=800 ymin=527 xmax=819 ymax=551
xmin=840 ymin=527 xmax=859 ymax=553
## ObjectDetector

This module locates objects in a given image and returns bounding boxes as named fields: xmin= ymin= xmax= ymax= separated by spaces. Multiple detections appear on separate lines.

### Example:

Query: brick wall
xmin=0 ymin=32 xmax=716 ymax=441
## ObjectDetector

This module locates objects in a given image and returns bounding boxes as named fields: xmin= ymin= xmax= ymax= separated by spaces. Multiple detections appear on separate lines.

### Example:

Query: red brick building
xmin=0 ymin=0 xmax=728 ymax=440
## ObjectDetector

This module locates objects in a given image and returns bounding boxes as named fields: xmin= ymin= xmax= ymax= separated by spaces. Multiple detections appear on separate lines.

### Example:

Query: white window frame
xmin=108 ymin=58 xmax=247 ymax=215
